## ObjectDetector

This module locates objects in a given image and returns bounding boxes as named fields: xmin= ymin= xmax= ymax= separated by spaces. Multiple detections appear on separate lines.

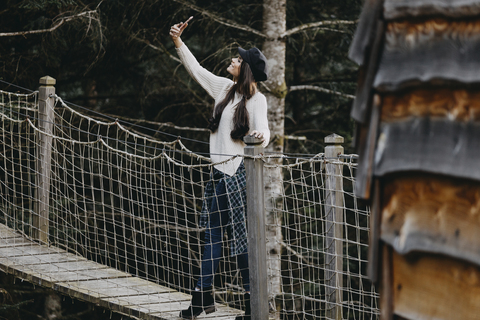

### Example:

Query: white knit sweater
xmin=176 ymin=43 xmax=270 ymax=176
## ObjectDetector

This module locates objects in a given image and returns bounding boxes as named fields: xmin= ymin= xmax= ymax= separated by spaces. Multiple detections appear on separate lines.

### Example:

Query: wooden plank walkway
xmin=0 ymin=224 xmax=242 ymax=320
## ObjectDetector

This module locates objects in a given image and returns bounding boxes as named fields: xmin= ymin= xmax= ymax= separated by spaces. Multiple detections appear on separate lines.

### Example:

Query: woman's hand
xmin=249 ymin=130 xmax=264 ymax=140
xmin=170 ymin=17 xmax=193 ymax=48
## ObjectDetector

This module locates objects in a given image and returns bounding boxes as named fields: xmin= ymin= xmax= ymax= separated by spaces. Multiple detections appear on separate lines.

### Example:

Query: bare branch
xmin=171 ymin=0 xmax=267 ymax=38
xmin=285 ymin=135 xmax=307 ymax=141
xmin=282 ymin=20 xmax=357 ymax=38
xmin=133 ymin=36 xmax=181 ymax=63
xmin=289 ymin=85 xmax=355 ymax=99
xmin=0 ymin=10 xmax=98 ymax=37
xmin=317 ymin=27 xmax=350 ymax=34
xmin=278 ymin=240 xmax=318 ymax=268
xmin=171 ymin=0 xmax=354 ymax=41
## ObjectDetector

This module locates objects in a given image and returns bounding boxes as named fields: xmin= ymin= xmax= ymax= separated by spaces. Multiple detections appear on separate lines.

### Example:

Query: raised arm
xmin=170 ymin=18 xmax=232 ymax=100
xmin=169 ymin=17 xmax=192 ymax=49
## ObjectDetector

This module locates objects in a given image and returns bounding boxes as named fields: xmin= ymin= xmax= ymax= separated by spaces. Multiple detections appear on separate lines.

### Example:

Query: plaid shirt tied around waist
xmin=200 ymin=162 xmax=247 ymax=256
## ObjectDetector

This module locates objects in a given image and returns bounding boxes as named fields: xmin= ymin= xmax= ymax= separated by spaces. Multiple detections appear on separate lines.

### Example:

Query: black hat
xmin=238 ymin=47 xmax=268 ymax=82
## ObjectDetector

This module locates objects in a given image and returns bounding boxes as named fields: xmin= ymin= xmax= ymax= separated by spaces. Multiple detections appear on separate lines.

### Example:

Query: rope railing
xmin=0 ymin=83 xmax=379 ymax=319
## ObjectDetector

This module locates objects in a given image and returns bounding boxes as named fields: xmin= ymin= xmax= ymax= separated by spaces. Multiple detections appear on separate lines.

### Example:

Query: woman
xmin=169 ymin=18 xmax=270 ymax=320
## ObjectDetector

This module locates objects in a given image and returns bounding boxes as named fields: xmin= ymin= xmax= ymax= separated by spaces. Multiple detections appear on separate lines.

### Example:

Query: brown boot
xmin=180 ymin=289 xmax=216 ymax=319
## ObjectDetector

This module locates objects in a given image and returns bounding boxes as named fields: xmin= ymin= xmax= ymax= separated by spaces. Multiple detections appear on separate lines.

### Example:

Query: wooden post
xmin=243 ymin=135 xmax=268 ymax=320
xmin=33 ymin=76 xmax=56 ymax=243
xmin=324 ymin=133 xmax=344 ymax=320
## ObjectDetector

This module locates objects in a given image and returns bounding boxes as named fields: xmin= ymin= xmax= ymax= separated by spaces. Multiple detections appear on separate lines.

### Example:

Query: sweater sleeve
xmin=176 ymin=43 xmax=233 ymax=100
xmin=251 ymin=94 xmax=270 ymax=149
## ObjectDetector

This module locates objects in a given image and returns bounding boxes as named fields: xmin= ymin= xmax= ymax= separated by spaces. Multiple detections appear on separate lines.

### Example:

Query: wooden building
xmin=349 ymin=1 xmax=480 ymax=319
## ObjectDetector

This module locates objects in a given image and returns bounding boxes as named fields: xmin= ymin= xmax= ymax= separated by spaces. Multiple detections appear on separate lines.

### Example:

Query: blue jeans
xmin=196 ymin=178 xmax=250 ymax=291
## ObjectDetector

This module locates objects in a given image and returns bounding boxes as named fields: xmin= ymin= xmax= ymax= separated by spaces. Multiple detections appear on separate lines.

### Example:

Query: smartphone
xmin=183 ymin=16 xmax=193 ymax=26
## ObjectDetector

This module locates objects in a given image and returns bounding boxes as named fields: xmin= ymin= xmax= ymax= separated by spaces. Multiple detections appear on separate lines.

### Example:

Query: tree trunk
xmin=262 ymin=0 xmax=286 ymax=317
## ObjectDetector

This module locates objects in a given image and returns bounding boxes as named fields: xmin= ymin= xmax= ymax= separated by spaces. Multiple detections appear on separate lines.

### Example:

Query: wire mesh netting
xmin=270 ymin=157 xmax=378 ymax=319
xmin=0 ymin=89 xmax=379 ymax=319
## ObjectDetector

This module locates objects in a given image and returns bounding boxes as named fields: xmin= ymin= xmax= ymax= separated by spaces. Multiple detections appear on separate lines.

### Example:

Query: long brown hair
xmin=208 ymin=61 xmax=256 ymax=140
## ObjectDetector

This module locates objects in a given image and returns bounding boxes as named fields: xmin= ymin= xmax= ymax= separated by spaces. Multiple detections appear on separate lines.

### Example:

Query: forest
xmin=0 ymin=0 xmax=362 ymax=319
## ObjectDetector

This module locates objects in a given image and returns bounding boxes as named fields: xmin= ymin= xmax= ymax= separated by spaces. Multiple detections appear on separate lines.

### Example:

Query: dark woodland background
xmin=0 ymin=0 xmax=362 ymax=318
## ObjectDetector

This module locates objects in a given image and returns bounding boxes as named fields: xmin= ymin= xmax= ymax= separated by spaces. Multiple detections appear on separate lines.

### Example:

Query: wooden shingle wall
xmin=349 ymin=1 xmax=480 ymax=319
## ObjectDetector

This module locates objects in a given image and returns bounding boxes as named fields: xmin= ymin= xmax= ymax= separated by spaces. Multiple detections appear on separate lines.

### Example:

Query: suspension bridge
xmin=0 ymin=78 xmax=379 ymax=319
xmin=0 ymin=223 xmax=219 ymax=319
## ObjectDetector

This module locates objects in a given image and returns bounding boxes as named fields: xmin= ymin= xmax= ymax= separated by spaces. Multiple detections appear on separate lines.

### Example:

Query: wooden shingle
xmin=384 ymin=0 xmax=480 ymax=20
